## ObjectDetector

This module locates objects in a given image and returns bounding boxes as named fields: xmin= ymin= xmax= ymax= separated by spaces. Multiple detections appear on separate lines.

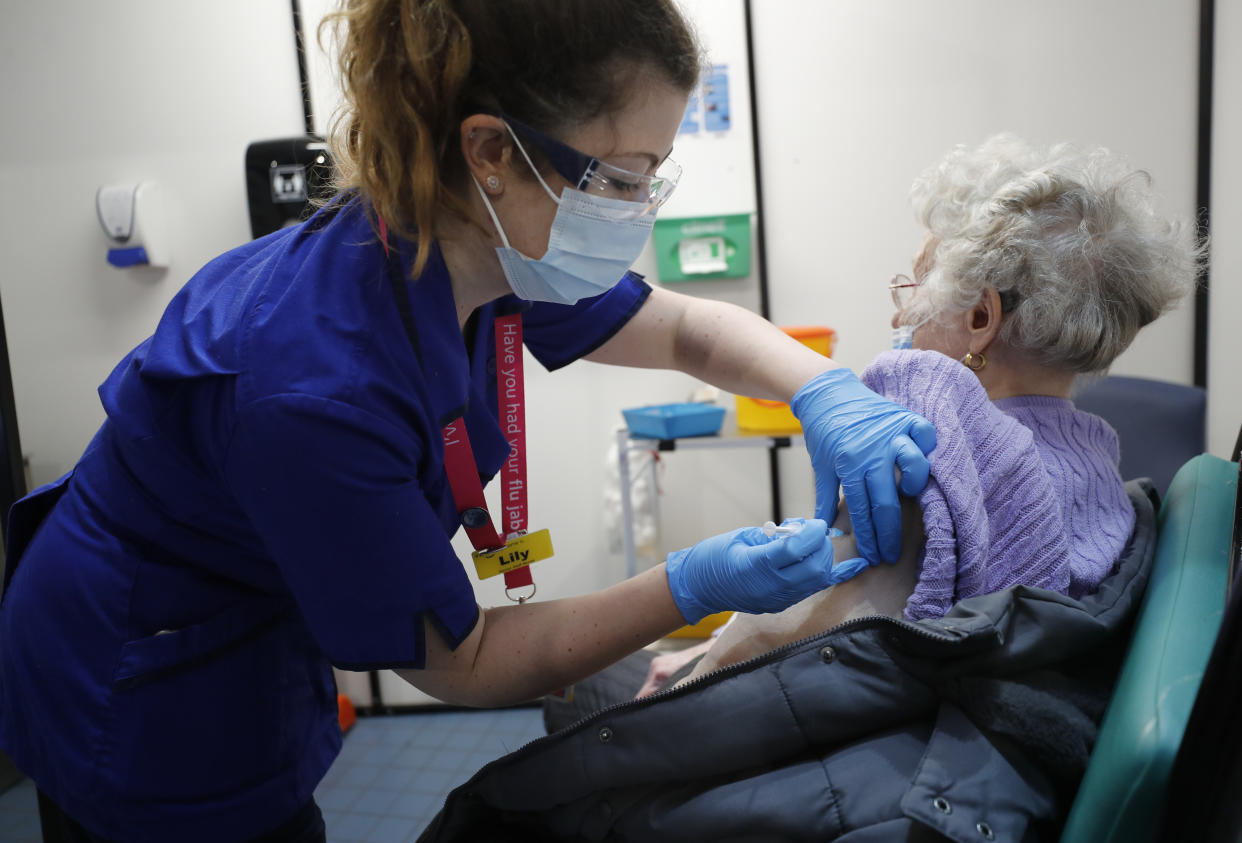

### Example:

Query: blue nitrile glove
xmin=664 ymin=518 xmax=869 ymax=625
xmin=791 ymin=368 xmax=937 ymax=565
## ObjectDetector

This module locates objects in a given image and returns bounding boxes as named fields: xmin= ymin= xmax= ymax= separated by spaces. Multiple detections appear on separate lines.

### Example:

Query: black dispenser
xmin=244 ymin=137 xmax=336 ymax=239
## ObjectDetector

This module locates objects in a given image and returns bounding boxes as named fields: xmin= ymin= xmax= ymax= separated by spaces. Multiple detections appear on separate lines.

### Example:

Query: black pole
xmin=291 ymin=0 xmax=316 ymax=136
xmin=1193 ymin=0 xmax=1213 ymax=389
xmin=743 ymin=0 xmax=784 ymax=523
xmin=744 ymin=1 xmax=772 ymax=324
xmin=368 ymin=669 xmax=386 ymax=715
xmin=0 ymin=296 xmax=25 ymax=508
xmin=0 ymin=293 xmax=26 ymax=601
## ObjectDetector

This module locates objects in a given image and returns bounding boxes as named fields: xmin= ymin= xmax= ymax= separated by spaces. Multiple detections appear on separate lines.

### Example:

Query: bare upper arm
xmin=686 ymin=497 xmax=924 ymax=679
xmin=582 ymin=286 xmax=688 ymax=369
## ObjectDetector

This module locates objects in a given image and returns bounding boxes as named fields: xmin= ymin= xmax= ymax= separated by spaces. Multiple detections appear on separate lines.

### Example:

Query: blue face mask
xmin=892 ymin=325 xmax=915 ymax=350
xmin=473 ymin=127 xmax=658 ymax=305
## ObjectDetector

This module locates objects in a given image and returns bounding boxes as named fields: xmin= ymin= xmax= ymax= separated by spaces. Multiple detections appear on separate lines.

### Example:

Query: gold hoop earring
xmin=485 ymin=174 xmax=501 ymax=191
xmin=961 ymin=351 xmax=987 ymax=371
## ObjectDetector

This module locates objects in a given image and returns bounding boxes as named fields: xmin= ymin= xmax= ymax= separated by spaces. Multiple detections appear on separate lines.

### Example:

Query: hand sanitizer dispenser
xmin=96 ymin=182 xmax=169 ymax=268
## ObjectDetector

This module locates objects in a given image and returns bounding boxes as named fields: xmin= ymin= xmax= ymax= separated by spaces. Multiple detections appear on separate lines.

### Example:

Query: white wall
xmin=0 ymin=1 xmax=305 ymax=486
xmin=1208 ymin=3 xmax=1242 ymax=458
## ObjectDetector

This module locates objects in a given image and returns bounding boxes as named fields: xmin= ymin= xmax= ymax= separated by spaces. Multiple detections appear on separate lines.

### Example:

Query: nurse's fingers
xmin=759 ymin=519 xmax=831 ymax=569
xmin=840 ymin=475 xmax=880 ymax=565
xmin=894 ymin=435 xmax=931 ymax=497
xmin=813 ymin=467 xmax=840 ymax=526
xmin=864 ymin=468 xmax=902 ymax=564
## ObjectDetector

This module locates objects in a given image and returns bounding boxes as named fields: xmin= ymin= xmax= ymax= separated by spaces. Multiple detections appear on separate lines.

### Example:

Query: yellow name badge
xmin=472 ymin=529 xmax=555 ymax=580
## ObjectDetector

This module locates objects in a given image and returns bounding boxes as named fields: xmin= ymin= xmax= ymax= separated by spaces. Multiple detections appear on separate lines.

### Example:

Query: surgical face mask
xmin=473 ymin=126 xmax=659 ymax=305
xmin=892 ymin=325 xmax=915 ymax=350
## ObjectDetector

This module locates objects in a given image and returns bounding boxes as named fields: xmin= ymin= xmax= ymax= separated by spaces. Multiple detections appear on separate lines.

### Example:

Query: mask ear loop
xmin=893 ymin=278 xmax=937 ymax=344
xmin=502 ymin=123 xmax=564 ymax=205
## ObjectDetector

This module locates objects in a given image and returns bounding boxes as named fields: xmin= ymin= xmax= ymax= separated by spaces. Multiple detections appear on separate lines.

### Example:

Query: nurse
xmin=0 ymin=1 xmax=934 ymax=840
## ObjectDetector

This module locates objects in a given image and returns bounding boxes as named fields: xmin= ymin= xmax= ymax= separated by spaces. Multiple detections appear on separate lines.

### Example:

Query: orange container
xmin=735 ymin=325 xmax=837 ymax=432
xmin=337 ymin=694 xmax=357 ymax=733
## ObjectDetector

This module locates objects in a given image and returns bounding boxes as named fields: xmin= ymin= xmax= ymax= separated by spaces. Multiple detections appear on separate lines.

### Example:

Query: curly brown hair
xmin=322 ymin=0 xmax=701 ymax=277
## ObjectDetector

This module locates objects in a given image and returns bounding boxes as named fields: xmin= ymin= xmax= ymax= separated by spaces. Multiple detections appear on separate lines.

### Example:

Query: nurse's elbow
xmin=396 ymin=623 xmax=515 ymax=707
xmin=393 ymin=667 xmax=486 ymax=707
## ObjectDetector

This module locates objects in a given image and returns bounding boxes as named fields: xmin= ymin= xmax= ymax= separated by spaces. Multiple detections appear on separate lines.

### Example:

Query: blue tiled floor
xmin=0 ymin=779 xmax=38 ymax=843
xmin=0 ymin=706 xmax=547 ymax=842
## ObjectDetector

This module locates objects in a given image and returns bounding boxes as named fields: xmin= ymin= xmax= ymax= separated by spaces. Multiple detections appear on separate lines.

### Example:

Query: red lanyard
xmin=440 ymin=312 xmax=534 ymax=591
xmin=494 ymin=313 xmax=530 ymax=546
xmin=377 ymin=218 xmax=534 ymax=594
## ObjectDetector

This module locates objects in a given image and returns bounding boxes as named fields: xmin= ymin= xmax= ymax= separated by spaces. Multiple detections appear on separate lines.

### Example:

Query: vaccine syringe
xmin=761 ymin=521 xmax=844 ymax=539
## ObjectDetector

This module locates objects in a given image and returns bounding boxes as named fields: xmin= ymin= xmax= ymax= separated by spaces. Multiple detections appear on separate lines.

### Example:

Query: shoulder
xmin=861 ymin=350 xmax=993 ymax=421
xmin=100 ymin=203 xmax=382 ymax=401
xmin=237 ymin=198 xmax=413 ymax=406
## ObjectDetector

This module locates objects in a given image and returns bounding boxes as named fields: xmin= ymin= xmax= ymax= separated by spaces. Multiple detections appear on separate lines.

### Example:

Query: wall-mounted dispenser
xmin=95 ymin=182 xmax=168 ymax=268
xmin=245 ymin=137 xmax=335 ymax=240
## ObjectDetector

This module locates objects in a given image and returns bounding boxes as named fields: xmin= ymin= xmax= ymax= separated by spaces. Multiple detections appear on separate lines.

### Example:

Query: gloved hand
xmin=791 ymin=368 xmax=937 ymax=565
xmin=664 ymin=518 xmax=868 ymax=625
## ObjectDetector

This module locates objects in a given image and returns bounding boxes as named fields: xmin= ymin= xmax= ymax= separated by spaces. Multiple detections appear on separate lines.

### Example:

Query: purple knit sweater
xmin=860 ymin=350 xmax=1134 ymax=620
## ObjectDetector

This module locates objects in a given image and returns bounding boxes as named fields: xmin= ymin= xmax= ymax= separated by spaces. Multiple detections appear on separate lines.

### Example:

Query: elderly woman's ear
xmin=963 ymin=287 xmax=1006 ymax=361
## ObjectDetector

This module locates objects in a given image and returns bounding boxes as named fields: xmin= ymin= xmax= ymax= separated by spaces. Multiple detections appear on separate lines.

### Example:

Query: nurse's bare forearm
xmin=585 ymin=287 xmax=839 ymax=401
xmin=397 ymin=564 xmax=685 ymax=708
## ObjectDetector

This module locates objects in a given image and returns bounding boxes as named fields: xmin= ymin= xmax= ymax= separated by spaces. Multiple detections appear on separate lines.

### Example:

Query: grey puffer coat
xmin=419 ymin=483 xmax=1157 ymax=843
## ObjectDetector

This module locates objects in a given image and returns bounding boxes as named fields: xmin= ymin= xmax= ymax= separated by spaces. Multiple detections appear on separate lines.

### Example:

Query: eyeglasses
xmin=500 ymin=112 xmax=681 ymax=218
xmin=889 ymin=274 xmax=921 ymax=310
xmin=889 ymin=273 xmax=1021 ymax=313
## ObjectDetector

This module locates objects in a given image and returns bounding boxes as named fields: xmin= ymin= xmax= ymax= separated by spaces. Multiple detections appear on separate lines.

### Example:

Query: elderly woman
xmin=660 ymin=133 xmax=1199 ymax=684
xmin=423 ymin=136 xmax=1199 ymax=842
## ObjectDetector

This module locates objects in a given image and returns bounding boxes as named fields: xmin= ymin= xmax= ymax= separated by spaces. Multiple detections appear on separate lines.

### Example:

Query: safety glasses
xmin=501 ymin=113 xmax=680 ymax=218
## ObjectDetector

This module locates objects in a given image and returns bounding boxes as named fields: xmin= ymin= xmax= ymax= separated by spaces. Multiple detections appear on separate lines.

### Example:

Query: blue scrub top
xmin=0 ymin=195 xmax=651 ymax=841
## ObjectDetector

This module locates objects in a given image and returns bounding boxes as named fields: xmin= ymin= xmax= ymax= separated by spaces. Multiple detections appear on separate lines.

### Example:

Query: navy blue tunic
xmin=0 ymin=196 xmax=650 ymax=840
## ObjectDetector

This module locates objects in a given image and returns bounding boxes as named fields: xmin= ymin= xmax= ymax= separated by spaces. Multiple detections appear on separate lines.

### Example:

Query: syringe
xmin=761 ymin=521 xmax=844 ymax=539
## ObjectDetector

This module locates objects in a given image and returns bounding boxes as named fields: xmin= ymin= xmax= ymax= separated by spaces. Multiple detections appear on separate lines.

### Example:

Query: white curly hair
xmin=901 ymin=134 xmax=1201 ymax=373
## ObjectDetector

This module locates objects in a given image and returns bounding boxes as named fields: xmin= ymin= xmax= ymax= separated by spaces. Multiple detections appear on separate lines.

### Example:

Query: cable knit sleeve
xmin=861 ymin=351 xmax=1071 ymax=619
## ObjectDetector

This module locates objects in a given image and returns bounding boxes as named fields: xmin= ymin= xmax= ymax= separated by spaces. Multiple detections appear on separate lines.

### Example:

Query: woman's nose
xmin=891 ymin=311 xmax=900 ymax=329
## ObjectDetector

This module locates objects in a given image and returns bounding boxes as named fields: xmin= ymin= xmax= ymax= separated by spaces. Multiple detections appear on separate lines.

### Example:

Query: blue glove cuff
xmin=791 ymin=367 xmax=860 ymax=420
xmin=664 ymin=548 xmax=710 ymax=626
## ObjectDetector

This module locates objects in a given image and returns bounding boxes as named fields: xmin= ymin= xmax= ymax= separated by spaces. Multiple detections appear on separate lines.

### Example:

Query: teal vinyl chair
xmin=1059 ymin=453 xmax=1239 ymax=842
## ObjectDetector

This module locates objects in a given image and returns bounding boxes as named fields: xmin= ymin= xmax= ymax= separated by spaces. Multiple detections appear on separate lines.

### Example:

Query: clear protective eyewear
xmin=500 ymin=112 xmax=680 ymax=218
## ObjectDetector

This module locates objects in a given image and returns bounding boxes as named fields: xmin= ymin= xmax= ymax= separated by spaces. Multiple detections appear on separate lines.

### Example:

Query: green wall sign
xmin=652 ymin=213 xmax=752 ymax=282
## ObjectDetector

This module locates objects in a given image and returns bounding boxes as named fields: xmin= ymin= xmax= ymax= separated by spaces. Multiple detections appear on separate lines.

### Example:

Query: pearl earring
xmin=485 ymin=175 xmax=501 ymax=191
